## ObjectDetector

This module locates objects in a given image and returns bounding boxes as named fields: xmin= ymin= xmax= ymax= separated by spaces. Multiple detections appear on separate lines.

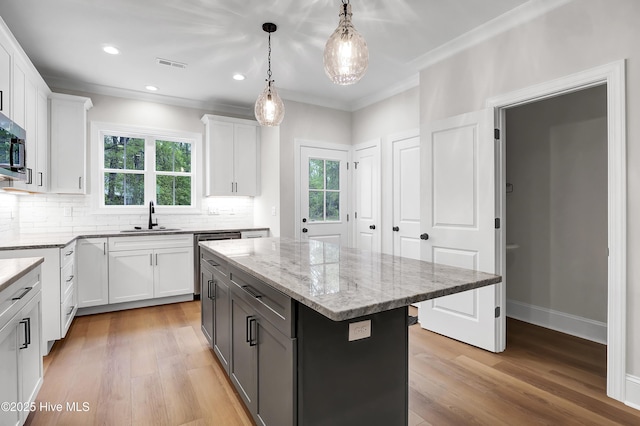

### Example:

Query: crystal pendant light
xmin=323 ymin=0 xmax=369 ymax=85
xmin=255 ymin=23 xmax=285 ymax=127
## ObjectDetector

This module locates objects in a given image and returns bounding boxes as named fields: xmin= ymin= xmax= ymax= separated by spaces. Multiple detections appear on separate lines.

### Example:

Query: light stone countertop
xmin=199 ymin=237 xmax=502 ymax=321
xmin=0 ymin=257 xmax=44 ymax=294
xmin=0 ymin=227 xmax=269 ymax=250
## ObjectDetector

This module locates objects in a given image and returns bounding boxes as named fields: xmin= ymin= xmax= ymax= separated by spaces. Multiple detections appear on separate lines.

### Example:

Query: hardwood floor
xmin=25 ymin=302 xmax=639 ymax=426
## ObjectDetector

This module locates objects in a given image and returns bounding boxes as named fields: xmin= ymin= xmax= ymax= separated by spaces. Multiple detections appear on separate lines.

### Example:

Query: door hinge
xmin=494 ymin=128 xmax=500 ymax=140
xmin=495 ymin=218 xmax=500 ymax=229
xmin=495 ymin=306 xmax=501 ymax=318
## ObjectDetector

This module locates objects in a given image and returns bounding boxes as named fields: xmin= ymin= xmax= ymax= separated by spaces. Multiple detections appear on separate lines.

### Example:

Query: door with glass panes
xmin=300 ymin=146 xmax=349 ymax=246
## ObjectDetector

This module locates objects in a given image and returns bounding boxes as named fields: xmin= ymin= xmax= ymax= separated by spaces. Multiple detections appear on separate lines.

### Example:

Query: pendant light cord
xmin=267 ymin=32 xmax=272 ymax=85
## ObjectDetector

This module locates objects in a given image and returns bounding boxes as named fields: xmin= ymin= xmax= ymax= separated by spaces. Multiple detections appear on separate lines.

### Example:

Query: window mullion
xmin=146 ymin=136 xmax=156 ymax=203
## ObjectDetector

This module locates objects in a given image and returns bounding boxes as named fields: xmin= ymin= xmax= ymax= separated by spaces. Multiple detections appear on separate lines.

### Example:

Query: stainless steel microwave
xmin=0 ymin=111 xmax=27 ymax=181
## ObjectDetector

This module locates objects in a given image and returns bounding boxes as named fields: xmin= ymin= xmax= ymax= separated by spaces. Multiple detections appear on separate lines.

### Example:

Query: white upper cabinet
xmin=49 ymin=93 xmax=92 ymax=194
xmin=201 ymin=114 xmax=260 ymax=196
xmin=11 ymin=56 xmax=26 ymax=128
xmin=0 ymin=32 xmax=11 ymax=118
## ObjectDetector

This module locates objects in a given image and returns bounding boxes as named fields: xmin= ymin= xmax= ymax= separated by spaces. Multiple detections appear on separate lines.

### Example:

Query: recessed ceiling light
xmin=145 ymin=85 xmax=158 ymax=91
xmin=233 ymin=74 xmax=246 ymax=81
xmin=102 ymin=45 xmax=120 ymax=55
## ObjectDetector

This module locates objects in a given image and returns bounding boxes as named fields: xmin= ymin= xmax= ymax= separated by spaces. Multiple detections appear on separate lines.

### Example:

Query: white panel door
xmin=300 ymin=146 xmax=349 ymax=246
xmin=354 ymin=144 xmax=380 ymax=252
xmin=419 ymin=108 xmax=502 ymax=352
xmin=392 ymin=136 xmax=421 ymax=260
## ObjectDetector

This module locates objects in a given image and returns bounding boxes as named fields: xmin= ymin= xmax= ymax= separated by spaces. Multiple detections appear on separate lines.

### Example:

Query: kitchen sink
xmin=120 ymin=227 xmax=181 ymax=233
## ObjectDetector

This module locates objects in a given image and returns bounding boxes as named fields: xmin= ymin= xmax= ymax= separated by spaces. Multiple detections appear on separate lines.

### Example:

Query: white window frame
xmin=91 ymin=121 xmax=201 ymax=214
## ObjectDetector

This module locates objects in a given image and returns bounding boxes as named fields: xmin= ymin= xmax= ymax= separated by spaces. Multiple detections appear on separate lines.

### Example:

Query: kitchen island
xmin=199 ymin=237 xmax=501 ymax=426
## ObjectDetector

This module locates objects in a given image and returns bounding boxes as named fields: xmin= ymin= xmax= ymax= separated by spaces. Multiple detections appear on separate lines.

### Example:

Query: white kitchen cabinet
xmin=0 ymin=40 xmax=10 ymax=118
xmin=0 ymin=266 xmax=43 ymax=426
xmin=77 ymin=238 xmax=109 ymax=307
xmin=11 ymin=57 xmax=26 ymax=129
xmin=35 ymin=88 xmax=49 ymax=190
xmin=241 ymin=230 xmax=269 ymax=239
xmin=49 ymin=93 xmax=92 ymax=194
xmin=0 ymin=248 xmax=60 ymax=354
xmin=59 ymin=241 xmax=77 ymax=338
xmin=108 ymin=235 xmax=194 ymax=304
xmin=201 ymin=114 xmax=260 ymax=196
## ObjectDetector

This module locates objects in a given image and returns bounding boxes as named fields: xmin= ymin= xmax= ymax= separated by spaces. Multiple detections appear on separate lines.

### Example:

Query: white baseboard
xmin=506 ymin=299 xmax=607 ymax=344
xmin=626 ymin=374 xmax=640 ymax=410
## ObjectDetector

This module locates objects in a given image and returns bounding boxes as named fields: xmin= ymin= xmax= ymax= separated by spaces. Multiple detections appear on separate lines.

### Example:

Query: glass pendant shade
xmin=255 ymin=82 xmax=285 ymax=127
xmin=323 ymin=2 xmax=368 ymax=85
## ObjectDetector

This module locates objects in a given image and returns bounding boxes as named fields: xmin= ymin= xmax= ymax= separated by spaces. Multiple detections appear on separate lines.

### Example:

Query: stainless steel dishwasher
xmin=194 ymin=232 xmax=241 ymax=296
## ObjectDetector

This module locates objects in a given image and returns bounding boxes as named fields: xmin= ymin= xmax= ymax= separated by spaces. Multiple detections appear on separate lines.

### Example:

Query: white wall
xmin=418 ymin=0 xmax=640 ymax=375
xmin=352 ymin=87 xmax=420 ymax=254
xmin=278 ymin=100 xmax=351 ymax=238
xmin=506 ymin=85 xmax=607 ymax=323
xmin=254 ymin=126 xmax=280 ymax=236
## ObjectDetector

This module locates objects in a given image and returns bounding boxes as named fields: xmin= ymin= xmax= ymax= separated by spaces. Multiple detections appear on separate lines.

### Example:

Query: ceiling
xmin=0 ymin=0 xmax=539 ymax=114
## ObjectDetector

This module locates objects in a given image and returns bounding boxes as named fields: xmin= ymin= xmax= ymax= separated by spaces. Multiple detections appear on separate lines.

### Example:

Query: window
xmin=94 ymin=123 xmax=199 ymax=212
xmin=308 ymin=158 xmax=340 ymax=221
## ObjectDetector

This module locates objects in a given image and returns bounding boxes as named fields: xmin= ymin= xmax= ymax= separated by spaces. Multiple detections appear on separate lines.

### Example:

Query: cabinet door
xmin=153 ymin=246 xmax=194 ymax=298
xmin=233 ymin=123 xmax=259 ymax=196
xmin=108 ymin=250 xmax=154 ymax=303
xmin=0 ymin=42 xmax=10 ymax=117
xmin=19 ymin=294 xmax=43 ymax=423
xmin=50 ymin=95 xmax=89 ymax=194
xmin=213 ymin=270 xmax=231 ymax=373
xmin=77 ymin=238 xmax=109 ymax=307
xmin=256 ymin=318 xmax=295 ymax=426
xmin=11 ymin=58 xmax=26 ymax=128
xmin=35 ymin=89 xmax=49 ymax=190
xmin=207 ymin=121 xmax=235 ymax=196
xmin=200 ymin=265 xmax=214 ymax=346
xmin=0 ymin=316 xmax=20 ymax=426
xmin=230 ymin=293 xmax=257 ymax=414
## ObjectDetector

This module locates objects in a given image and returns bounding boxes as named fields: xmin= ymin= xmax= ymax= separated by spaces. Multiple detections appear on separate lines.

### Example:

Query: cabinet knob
xmin=393 ymin=226 xmax=399 ymax=232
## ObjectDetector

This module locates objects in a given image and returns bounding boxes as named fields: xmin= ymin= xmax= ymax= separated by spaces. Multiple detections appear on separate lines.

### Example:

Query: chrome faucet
xmin=148 ymin=201 xmax=158 ymax=229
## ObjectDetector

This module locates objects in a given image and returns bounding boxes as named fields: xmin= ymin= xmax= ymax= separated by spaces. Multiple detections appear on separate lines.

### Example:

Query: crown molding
xmin=44 ymin=75 xmax=255 ymax=118
xmin=408 ymin=0 xmax=573 ymax=71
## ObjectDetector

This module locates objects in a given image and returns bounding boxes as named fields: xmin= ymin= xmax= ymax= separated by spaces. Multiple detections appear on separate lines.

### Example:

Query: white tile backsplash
xmin=16 ymin=193 xmax=254 ymax=234
xmin=0 ymin=193 xmax=20 ymax=236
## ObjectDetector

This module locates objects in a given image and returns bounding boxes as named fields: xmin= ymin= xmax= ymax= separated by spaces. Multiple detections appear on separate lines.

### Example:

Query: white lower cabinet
xmin=77 ymin=238 xmax=109 ymax=307
xmin=108 ymin=235 xmax=194 ymax=304
xmin=0 ymin=267 xmax=43 ymax=426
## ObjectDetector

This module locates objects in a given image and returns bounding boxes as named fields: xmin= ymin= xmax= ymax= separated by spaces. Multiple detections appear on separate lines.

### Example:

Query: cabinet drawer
xmin=201 ymin=250 xmax=228 ymax=277
xmin=230 ymin=266 xmax=294 ymax=338
xmin=61 ymin=283 xmax=76 ymax=338
xmin=60 ymin=261 xmax=75 ymax=298
xmin=109 ymin=234 xmax=192 ymax=251
xmin=61 ymin=242 xmax=76 ymax=268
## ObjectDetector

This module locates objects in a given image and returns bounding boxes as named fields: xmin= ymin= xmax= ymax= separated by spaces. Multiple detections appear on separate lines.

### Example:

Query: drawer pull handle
xmin=249 ymin=317 xmax=257 ymax=346
xmin=19 ymin=318 xmax=30 ymax=349
xmin=67 ymin=306 xmax=74 ymax=316
xmin=12 ymin=287 xmax=32 ymax=301
xmin=242 ymin=285 xmax=262 ymax=299
xmin=65 ymin=250 xmax=74 ymax=256
xmin=66 ymin=275 xmax=75 ymax=282
xmin=204 ymin=259 xmax=219 ymax=267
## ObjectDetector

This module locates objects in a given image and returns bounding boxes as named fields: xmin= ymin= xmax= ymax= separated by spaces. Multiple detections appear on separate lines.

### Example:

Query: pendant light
xmin=323 ymin=0 xmax=369 ymax=85
xmin=255 ymin=22 xmax=285 ymax=127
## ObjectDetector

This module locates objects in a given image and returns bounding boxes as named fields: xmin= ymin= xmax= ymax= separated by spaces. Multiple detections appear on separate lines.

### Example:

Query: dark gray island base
xmin=199 ymin=238 xmax=501 ymax=426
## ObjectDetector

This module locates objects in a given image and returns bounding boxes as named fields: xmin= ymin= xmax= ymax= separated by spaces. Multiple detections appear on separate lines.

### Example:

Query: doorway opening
xmin=489 ymin=60 xmax=626 ymax=401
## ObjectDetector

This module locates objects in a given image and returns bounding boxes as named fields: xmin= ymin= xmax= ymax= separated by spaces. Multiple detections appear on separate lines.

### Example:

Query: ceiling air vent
xmin=155 ymin=58 xmax=187 ymax=69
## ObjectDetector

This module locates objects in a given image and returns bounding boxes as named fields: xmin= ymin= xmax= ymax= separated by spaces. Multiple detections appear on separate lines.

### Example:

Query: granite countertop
xmin=0 ymin=257 xmax=44 ymax=294
xmin=0 ymin=227 xmax=269 ymax=250
xmin=199 ymin=237 xmax=502 ymax=321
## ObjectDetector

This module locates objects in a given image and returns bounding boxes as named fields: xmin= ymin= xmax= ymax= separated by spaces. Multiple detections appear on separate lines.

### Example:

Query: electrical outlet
xmin=348 ymin=320 xmax=371 ymax=341
xmin=271 ymin=206 xmax=277 ymax=216
xmin=208 ymin=206 xmax=219 ymax=215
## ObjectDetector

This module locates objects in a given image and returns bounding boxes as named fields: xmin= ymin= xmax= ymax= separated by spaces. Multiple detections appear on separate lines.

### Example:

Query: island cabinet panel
xmin=229 ymin=293 xmax=257 ymax=414
xmin=212 ymin=268 xmax=231 ymax=372
xmin=200 ymin=258 xmax=214 ymax=346
xmin=296 ymin=304 xmax=408 ymax=426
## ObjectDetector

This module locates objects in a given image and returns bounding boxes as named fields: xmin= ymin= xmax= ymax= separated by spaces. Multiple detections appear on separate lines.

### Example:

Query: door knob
xmin=302 ymin=228 xmax=308 ymax=233
xmin=392 ymin=226 xmax=399 ymax=232
xmin=369 ymin=225 xmax=376 ymax=230
xmin=420 ymin=233 xmax=429 ymax=240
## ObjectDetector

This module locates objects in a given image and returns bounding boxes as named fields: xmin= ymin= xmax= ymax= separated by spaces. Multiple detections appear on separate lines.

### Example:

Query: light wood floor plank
xmin=24 ymin=301 xmax=640 ymax=426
